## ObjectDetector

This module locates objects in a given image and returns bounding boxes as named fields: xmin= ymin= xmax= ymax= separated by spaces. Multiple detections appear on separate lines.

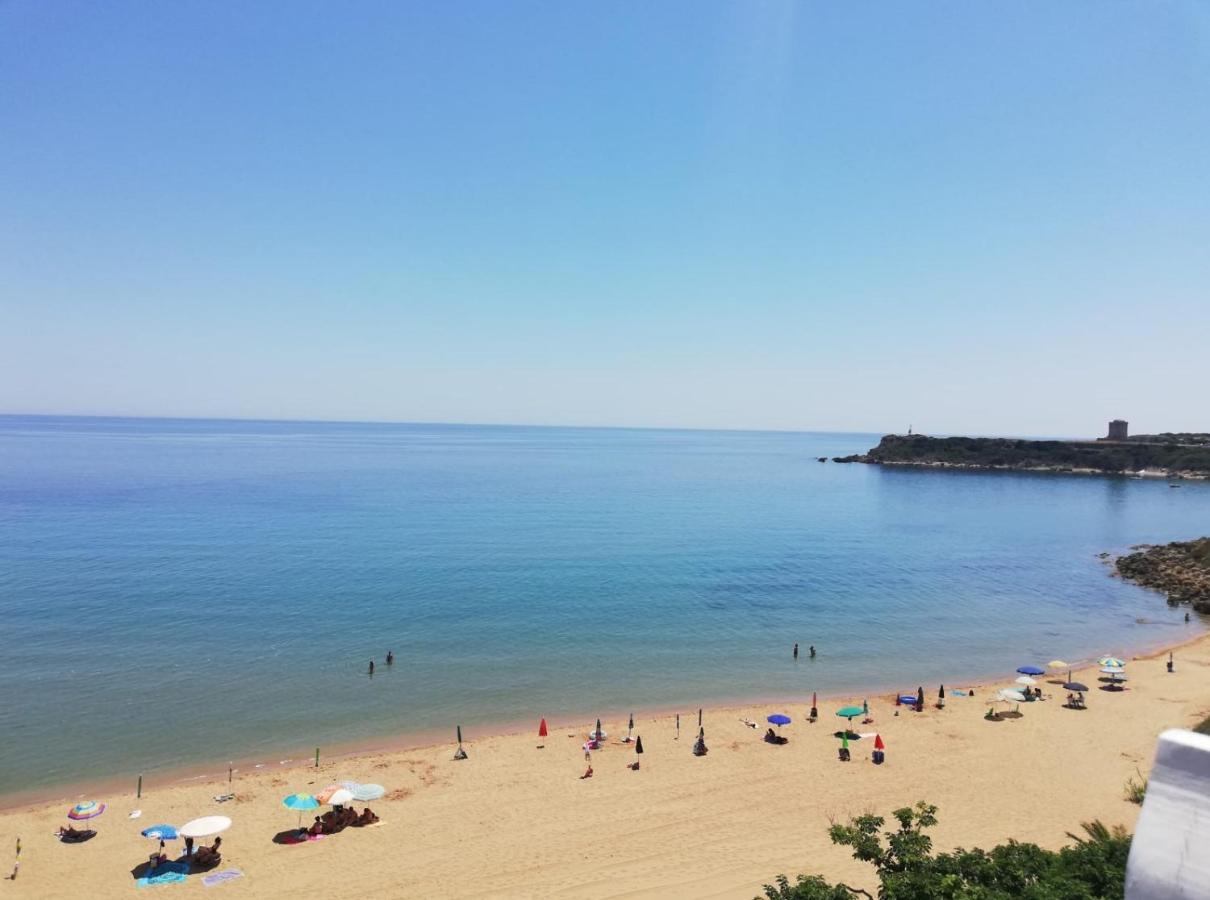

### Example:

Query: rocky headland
xmin=1115 ymin=538 xmax=1210 ymax=613
xmin=834 ymin=434 xmax=1210 ymax=478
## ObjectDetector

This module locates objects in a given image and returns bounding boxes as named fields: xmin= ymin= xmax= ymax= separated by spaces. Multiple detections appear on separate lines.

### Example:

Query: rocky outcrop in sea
xmin=1115 ymin=539 xmax=1210 ymax=614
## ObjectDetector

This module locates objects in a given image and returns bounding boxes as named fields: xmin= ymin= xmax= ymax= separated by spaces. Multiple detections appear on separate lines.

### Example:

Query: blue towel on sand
xmin=137 ymin=862 xmax=189 ymax=887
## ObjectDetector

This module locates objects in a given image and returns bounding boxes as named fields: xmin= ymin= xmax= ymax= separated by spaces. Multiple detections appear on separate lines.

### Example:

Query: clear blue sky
xmin=3 ymin=2 xmax=1208 ymax=436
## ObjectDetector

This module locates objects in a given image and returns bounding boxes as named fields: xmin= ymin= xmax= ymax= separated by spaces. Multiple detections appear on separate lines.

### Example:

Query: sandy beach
xmin=2 ymin=633 xmax=1208 ymax=899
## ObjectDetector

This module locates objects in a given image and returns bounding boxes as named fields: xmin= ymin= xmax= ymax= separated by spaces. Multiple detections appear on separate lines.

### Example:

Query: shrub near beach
xmin=761 ymin=802 xmax=1131 ymax=900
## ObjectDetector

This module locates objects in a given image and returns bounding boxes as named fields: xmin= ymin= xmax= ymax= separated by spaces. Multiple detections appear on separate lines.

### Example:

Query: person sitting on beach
xmin=765 ymin=728 xmax=777 ymax=742
xmin=581 ymin=765 xmax=593 ymax=779
xmin=356 ymin=807 xmax=379 ymax=826
xmin=629 ymin=759 xmax=640 ymax=771
xmin=307 ymin=816 xmax=324 ymax=837
xmin=193 ymin=837 xmax=222 ymax=867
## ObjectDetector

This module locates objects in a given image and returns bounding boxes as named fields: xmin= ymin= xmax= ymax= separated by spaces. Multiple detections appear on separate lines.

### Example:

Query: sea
xmin=1 ymin=415 xmax=1206 ymax=798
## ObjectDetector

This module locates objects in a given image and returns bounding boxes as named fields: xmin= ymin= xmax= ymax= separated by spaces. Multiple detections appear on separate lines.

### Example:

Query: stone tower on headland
xmin=1107 ymin=419 xmax=1128 ymax=441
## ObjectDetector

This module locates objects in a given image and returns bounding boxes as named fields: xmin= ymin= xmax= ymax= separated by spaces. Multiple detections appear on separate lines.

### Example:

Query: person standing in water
xmin=809 ymin=645 xmax=816 ymax=659
xmin=386 ymin=650 xmax=394 ymax=665
xmin=793 ymin=642 xmax=799 ymax=659
xmin=368 ymin=659 xmax=375 ymax=676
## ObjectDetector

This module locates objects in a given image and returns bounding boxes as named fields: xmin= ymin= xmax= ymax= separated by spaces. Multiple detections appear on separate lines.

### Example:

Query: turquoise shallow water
xmin=1 ymin=416 xmax=1207 ymax=796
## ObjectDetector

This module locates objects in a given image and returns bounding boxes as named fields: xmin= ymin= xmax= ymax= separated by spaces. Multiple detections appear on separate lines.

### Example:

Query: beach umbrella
xmin=898 ymin=694 xmax=918 ymax=705
xmin=283 ymin=793 xmax=319 ymax=828
xmin=457 ymin=725 xmax=463 ymax=745
xmin=627 ymin=713 xmax=634 ymax=741
xmin=1048 ymin=660 xmax=1069 ymax=669
xmin=1015 ymin=675 xmax=1037 ymax=686
xmin=140 ymin=824 xmax=178 ymax=840
xmin=767 ymin=714 xmax=791 ymax=728
xmin=538 ymin=718 xmax=548 ymax=738
xmin=873 ymin=734 xmax=885 ymax=751
xmin=1016 ymin=666 xmax=1045 ymax=676
xmin=589 ymin=718 xmax=606 ymax=740
xmin=314 ymin=785 xmax=344 ymax=804
xmin=809 ymin=692 xmax=818 ymax=720
xmin=67 ymin=801 xmax=105 ymax=821
xmin=997 ymin=689 xmax=1026 ymax=703
xmin=1100 ymin=667 xmax=1128 ymax=677
xmin=836 ymin=705 xmax=863 ymax=733
xmin=350 ymin=784 xmax=384 ymax=802
xmin=1098 ymin=657 xmax=1126 ymax=669
xmin=325 ymin=788 xmax=354 ymax=807
xmin=635 ymin=736 xmax=644 ymax=755
xmin=179 ymin=816 xmax=230 ymax=840
xmin=916 ymin=687 xmax=924 ymax=709
xmin=938 ymin=684 xmax=945 ymax=700
xmin=1063 ymin=681 xmax=1090 ymax=693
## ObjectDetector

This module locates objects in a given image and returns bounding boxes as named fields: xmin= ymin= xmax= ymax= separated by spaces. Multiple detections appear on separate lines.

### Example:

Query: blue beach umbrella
xmin=140 ymin=824 xmax=179 ymax=841
xmin=283 ymin=792 xmax=320 ymax=829
xmin=1016 ymin=666 xmax=1045 ymax=676
xmin=767 ymin=714 xmax=791 ymax=728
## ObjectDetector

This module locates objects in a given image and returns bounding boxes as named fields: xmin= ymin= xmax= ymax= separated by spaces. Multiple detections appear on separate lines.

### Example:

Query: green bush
xmin=760 ymin=802 xmax=1131 ymax=900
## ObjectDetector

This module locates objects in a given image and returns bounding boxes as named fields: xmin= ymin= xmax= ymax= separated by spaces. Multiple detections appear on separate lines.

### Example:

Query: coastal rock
xmin=836 ymin=434 xmax=1210 ymax=478
xmin=1115 ymin=538 xmax=1210 ymax=614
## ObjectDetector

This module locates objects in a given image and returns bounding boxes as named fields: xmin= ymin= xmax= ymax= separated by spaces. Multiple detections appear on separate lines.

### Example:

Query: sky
xmin=2 ymin=1 xmax=1209 ymax=437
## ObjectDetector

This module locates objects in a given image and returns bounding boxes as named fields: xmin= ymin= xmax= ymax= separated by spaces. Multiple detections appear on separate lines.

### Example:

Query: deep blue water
xmin=1 ymin=416 xmax=1207 ymax=795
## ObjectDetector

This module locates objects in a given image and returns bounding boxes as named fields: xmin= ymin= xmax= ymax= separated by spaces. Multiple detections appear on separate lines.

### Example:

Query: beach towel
xmin=136 ymin=862 xmax=189 ymax=887
xmin=202 ymin=869 xmax=243 ymax=888
xmin=952 ymin=690 xmax=968 ymax=696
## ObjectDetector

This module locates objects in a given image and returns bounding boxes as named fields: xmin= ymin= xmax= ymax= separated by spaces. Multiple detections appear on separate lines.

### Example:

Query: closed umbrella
xmin=635 ymin=736 xmax=644 ymax=754
xmin=627 ymin=713 xmax=634 ymax=742
xmin=809 ymin=692 xmax=818 ymax=721
xmin=916 ymin=686 xmax=924 ymax=709
xmin=538 ymin=718 xmax=548 ymax=738
xmin=588 ymin=718 xmax=606 ymax=741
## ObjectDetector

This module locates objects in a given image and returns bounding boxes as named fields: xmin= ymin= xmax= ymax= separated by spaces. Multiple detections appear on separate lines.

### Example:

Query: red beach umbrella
xmin=538 ymin=718 xmax=548 ymax=738
xmin=874 ymin=734 xmax=885 ymax=751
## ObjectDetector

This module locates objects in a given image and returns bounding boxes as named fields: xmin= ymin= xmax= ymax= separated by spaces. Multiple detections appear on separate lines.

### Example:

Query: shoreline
xmin=7 ymin=630 xmax=1210 ymax=898
xmin=5 ymin=621 xmax=1203 ymax=814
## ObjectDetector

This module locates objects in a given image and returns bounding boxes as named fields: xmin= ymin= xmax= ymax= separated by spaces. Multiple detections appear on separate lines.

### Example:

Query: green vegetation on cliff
xmin=835 ymin=434 xmax=1210 ymax=476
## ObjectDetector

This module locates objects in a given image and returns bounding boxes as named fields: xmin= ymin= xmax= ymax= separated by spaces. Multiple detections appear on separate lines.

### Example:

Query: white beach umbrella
xmin=179 ymin=816 xmax=231 ymax=839
xmin=325 ymin=788 xmax=354 ymax=806
xmin=1015 ymin=675 xmax=1037 ymax=687
xmin=998 ymin=689 xmax=1027 ymax=703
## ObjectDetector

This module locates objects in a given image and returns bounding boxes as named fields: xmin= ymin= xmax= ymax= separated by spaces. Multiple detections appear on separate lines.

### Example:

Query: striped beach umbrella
xmin=1099 ymin=657 xmax=1126 ymax=669
xmin=67 ymin=801 xmax=105 ymax=821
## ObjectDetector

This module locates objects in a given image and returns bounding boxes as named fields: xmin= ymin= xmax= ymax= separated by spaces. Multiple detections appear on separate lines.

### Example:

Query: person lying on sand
xmin=628 ymin=760 xmax=640 ymax=771
xmin=741 ymin=718 xmax=757 ymax=728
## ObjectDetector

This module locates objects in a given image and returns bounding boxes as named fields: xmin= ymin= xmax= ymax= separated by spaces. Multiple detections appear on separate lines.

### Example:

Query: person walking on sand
xmin=793 ymin=642 xmax=799 ymax=660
